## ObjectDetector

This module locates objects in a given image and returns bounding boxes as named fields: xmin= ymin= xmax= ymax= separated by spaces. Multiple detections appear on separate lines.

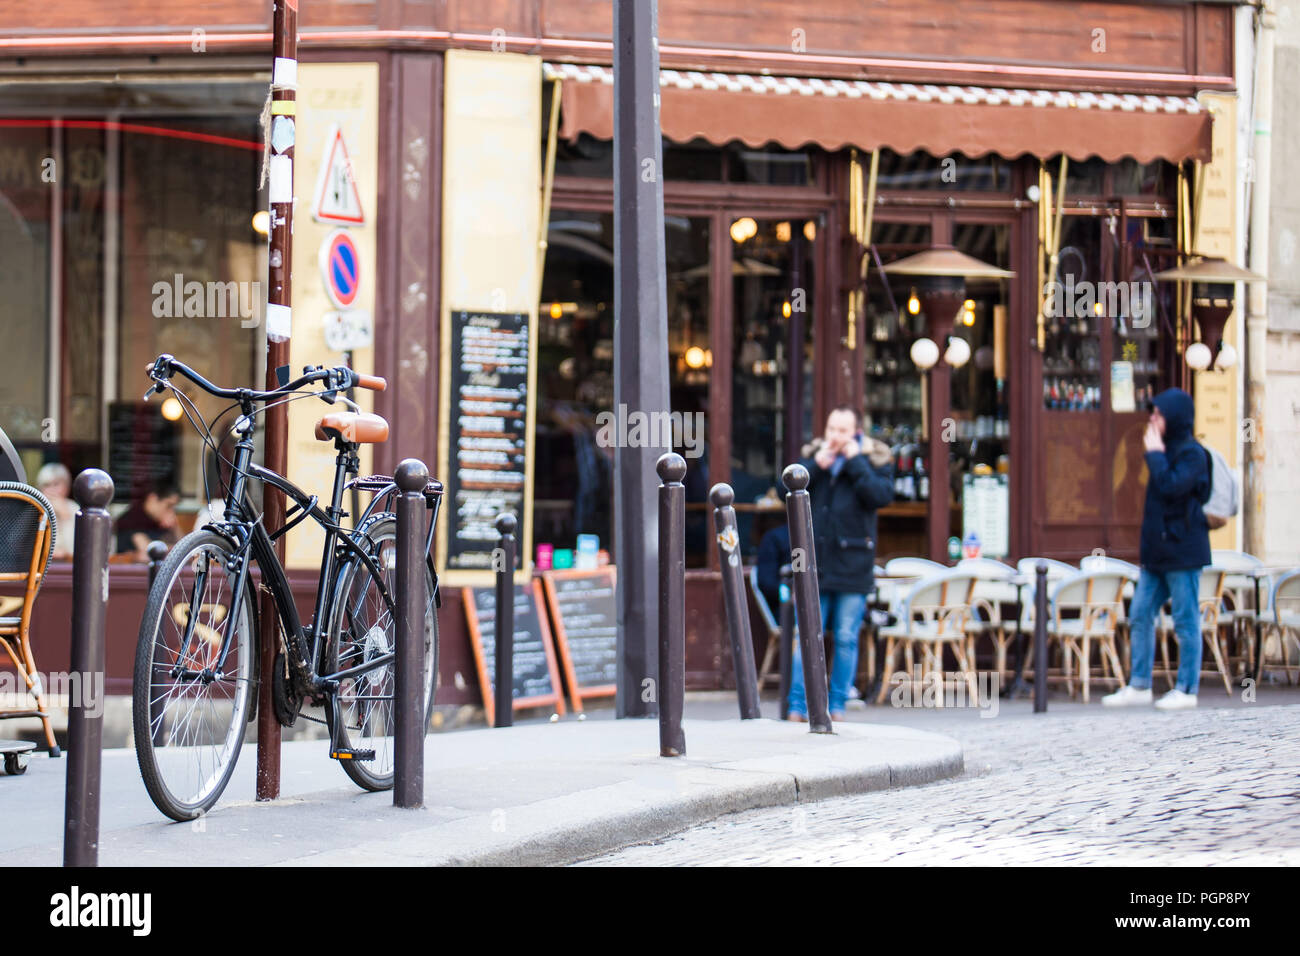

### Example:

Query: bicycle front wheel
xmin=132 ymin=530 xmax=256 ymax=821
xmin=324 ymin=516 xmax=438 ymax=792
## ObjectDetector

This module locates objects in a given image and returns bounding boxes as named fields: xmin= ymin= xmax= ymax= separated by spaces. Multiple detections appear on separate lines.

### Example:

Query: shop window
xmin=875 ymin=148 xmax=1011 ymax=193
xmin=551 ymin=129 xmax=816 ymax=186
xmin=537 ymin=210 xmax=714 ymax=567
xmin=1113 ymin=159 xmax=1175 ymax=198
xmin=1063 ymin=157 xmax=1108 ymax=197
xmin=1042 ymin=216 xmax=1104 ymax=410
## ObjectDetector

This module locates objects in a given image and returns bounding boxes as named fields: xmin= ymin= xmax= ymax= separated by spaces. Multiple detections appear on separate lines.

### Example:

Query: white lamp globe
xmin=945 ymin=337 xmax=972 ymax=368
xmin=1214 ymin=343 xmax=1238 ymax=370
xmin=910 ymin=336 xmax=940 ymax=370
xmin=1185 ymin=342 xmax=1212 ymax=371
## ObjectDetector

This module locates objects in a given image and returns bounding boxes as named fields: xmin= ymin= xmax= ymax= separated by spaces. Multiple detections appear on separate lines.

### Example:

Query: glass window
xmin=537 ymin=210 xmax=714 ymax=566
xmin=876 ymin=149 xmax=1011 ymax=192
xmin=1042 ymin=215 xmax=1104 ymax=410
xmin=1113 ymin=159 xmax=1175 ymax=198
xmin=724 ymin=144 xmax=815 ymax=186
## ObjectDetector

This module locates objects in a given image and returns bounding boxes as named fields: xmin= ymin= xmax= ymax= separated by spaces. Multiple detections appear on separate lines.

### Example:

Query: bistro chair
xmin=748 ymin=565 xmax=783 ymax=688
xmin=1036 ymin=569 xmax=1134 ymax=703
xmin=875 ymin=569 xmax=977 ymax=705
xmin=956 ymin=557 xmax=1019 ymax=682
xmin=1262 ymin=569 xmax=1300 ymax=685
xmin=883 ymin=556 xmax=947 ymax=579
xmin=0 ymin=482 xmax=60 ymax=755
xmin=1154 ymin=567 xmax=1232 ymax=696
xmin=1212 ymin=549 xmax=1268 ymax=677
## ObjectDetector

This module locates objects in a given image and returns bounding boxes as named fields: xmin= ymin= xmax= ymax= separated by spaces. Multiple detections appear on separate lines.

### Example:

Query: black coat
xmin=1140 ymin=388 xmax=1211 ymax=572
xmin=796 ymin=447 xmax=894 ymax=593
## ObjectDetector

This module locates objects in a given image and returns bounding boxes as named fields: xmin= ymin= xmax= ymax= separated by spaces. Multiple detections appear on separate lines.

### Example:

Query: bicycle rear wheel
xmin=324 ymin=516 xmax=438 ymax=791
xmin=132 ymin=530 xmax=256 ymax=821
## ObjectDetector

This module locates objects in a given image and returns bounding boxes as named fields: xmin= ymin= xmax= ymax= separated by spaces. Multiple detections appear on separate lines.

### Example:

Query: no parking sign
xmin=319 ymin=229 xmax=361 ymax=310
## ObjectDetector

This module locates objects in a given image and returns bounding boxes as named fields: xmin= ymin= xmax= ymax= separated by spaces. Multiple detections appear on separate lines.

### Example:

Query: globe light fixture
xmin=684 ymin=346 xmax=707 ymax=369
xmin=1154 ymin=256 xmax=1266 ymax=371
xmin=1184 ymin=342 xmax=1212 ymax=371
xmin=945 ymin=336 xmax=972 ymax=368
xmin=910 ymin=336 xmax=940 ymax=370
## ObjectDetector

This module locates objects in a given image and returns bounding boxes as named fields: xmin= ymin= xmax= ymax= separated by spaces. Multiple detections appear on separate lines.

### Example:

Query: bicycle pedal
xmin=330 ymin=748 xmax=375 ymax=761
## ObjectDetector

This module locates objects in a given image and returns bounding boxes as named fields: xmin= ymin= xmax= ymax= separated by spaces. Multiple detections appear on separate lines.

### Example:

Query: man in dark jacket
xmin=1103 ymin=387 xmax=1210 ymax=711
xmin=787 ymin=406 xmax=894 ymax=721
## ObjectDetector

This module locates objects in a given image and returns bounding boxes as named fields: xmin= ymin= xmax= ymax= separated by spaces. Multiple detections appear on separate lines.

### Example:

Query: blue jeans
xmin=788 ymin=591 xmax=868 ymax=716
xmin=1128 ymin=567 xmax=1203 ymax=695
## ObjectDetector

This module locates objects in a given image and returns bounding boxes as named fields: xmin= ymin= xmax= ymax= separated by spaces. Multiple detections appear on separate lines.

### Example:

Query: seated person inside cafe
xmin=35 ymin=462 xmax=78 ymax=561
xmin=115 ymin=481 xmax=181 ymax=561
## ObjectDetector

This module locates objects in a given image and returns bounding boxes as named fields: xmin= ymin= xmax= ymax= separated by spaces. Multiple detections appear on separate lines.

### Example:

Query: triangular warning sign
xmin=311 ymin=125 xmax=365 ymax=226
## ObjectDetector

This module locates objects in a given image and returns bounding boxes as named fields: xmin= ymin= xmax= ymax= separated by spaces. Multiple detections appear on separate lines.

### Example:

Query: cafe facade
xmin=0 ymin=0 xmax=1254 ymax=698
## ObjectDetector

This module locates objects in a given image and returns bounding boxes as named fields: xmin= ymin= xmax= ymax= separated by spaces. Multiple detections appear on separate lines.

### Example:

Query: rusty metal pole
xmin=257 ymin=0 xmax=298 ymax=802
xmin=493 ymin=513 xmax=517 ymax=728
xmin=782 ymin=464 xmax=832 ymax=733
xmin=709 ymin=483 xmax=761 ymax=719
xmin=779 ymin=564 xmax=794 ymax=721
xmin=393 ymin=460 xmax=428 ymax=809
xmin=657 ymin=454 xmax=686 ymax=756
xmin=1034 ymin=561 xmax=1049 ymax=713
xmin=63 ymin=470 xmax=113 ymax=868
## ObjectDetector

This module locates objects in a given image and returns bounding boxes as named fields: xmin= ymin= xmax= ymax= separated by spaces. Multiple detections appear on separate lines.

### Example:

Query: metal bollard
xmin=656 ymin=453 xmax=686 ymax=757
xmin=709 ymin=483 xmax=761 ymax=719
xmin=64 ymin=469 xmax=113 ymax=867
xmin=778 ymin=564 xmax=794 ymax=721
xmin=393 ymin=459 xmax=428 ymax=809
xmin=146 ymin=540 xmax=169 ymax=748
xmin=781 ymin=464 xmax=832 ymax=733
xmin=1033 ymin=560 xmax=1048 ymax=713
xmin=493 ymin=513 xmax=517 ymax=729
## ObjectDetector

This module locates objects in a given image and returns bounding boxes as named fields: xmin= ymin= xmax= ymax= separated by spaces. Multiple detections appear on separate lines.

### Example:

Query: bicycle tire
xmin=132 ymin=530 xmax=257 ymax=821
xmin=323 ymin=516 xmax=438 ymax=792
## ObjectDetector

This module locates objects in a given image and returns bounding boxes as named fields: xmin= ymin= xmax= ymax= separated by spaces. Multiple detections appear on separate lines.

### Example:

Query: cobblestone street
xmin=583 ymin=702 xmax=1300 ymax=866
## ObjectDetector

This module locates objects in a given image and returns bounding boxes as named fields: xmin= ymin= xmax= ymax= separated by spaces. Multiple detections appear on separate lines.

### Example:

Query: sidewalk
xmin=0 ymin=714 xmax=961 ymax=867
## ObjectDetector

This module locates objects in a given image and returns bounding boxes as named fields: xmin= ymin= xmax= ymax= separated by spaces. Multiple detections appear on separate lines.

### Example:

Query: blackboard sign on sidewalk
xmin=541 ymin=567 xmax=618 ymax=712
xmin=463 ymin=581 xmax=565 ymax=727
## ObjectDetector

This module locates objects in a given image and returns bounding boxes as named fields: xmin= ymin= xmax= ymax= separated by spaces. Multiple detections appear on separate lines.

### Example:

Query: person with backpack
xmin=1104 ymin=387 xmax=1211 ymax=711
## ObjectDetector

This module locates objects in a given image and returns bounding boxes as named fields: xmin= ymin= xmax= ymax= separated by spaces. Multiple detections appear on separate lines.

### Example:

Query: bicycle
xmin=132 ymin=353 xmax=442 ymax=821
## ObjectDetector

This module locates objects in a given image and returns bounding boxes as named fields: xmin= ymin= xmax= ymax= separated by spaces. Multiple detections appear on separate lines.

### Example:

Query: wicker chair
xmin=0 ymin=482 xmax=60 ymax=755
xmin=875 ymin=570 xmax=978 ymax=704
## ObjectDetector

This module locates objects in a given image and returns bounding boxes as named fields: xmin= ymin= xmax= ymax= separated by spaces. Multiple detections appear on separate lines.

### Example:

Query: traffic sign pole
xmin=258 ymin=0 xmax=297 ymax=802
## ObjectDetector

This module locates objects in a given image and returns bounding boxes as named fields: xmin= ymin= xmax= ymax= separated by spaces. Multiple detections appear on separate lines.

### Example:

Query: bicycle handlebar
xmin=144 ymin=354 xmax=369 ymax=403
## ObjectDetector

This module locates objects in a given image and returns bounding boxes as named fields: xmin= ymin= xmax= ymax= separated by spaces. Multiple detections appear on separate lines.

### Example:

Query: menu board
xmin=462 ymin=580 xmax=565 ymax=727
xmin=962 ymin=473 xmax=1010 ymax=559
xmin=542 ymin=568 xmax=618 ymax=709
xmin=440 ymin=310 xmax=532 ymax=582
xmin=108 ymin=401 xmax=178 ymax=503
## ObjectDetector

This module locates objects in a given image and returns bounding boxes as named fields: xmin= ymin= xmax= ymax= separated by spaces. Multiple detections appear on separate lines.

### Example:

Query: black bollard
xmin=1033 ymin=560 xmax=1048 ymax=713
xmin=64 ymin=469 xmax=113 ymax=867
xmin=778 ymin=564 xmax=794 ymax=721
xmin=393 ymin=459 xmax=428 ymax=809
xmin=146 ymin=540 xmax=169 ymax=748
xmin=493 ymin=513 xmax=517 ymax=729
xmin=781 ymin=464 xmax=832 ymax=733
xmin=709 ymin=483 xmax=761 ymax=719
xmin=656 ymin=453 xmax=686 ymax=757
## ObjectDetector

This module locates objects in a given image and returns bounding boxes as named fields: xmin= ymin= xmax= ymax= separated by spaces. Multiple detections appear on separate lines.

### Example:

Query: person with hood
xmin=1104 ymin=387 xmax=1211 ymax=711
xmin=786 ymin=406 xmax=895 ymax=721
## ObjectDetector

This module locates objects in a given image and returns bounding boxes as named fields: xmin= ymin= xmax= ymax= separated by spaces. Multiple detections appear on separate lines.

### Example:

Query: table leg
xmin=1006 ymin=586 xmax=1030 ymax=698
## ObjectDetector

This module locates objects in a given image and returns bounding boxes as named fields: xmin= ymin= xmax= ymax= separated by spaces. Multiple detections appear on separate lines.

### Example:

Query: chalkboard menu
xmin=440 ymin=310 xmax=532 ymax=580
xmin=108 ymin=402 xmax=178 ymax=503
xmin=542 ymin=568 xmax=618 ymax=709
xmin=462 ymin=581 xmax=565 ymax=726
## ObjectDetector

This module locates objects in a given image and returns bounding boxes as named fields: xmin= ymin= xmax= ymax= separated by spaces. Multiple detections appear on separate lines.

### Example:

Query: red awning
xmin=547 ymin=64 xmax=1212 ymax=165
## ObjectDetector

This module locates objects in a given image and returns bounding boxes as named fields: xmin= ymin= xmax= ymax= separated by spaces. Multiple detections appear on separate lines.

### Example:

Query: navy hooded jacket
xmin=1140 ymin=388 xmax=1211 ymax=572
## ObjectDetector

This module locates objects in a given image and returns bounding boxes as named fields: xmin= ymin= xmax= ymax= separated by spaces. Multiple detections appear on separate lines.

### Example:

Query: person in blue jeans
xmin=787 ymin=406 xmax=894 ymax=721
xmin=1104 ymin=387 xmax=1211 ymax=711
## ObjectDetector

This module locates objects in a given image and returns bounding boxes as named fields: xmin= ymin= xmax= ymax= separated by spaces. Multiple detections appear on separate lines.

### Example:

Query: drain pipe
xmin=1244 ymin=0 xmax=1275 ymax=560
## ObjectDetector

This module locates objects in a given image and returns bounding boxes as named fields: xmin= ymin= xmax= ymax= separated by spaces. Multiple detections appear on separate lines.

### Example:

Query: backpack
xmin=1200 ymin=444 xmax=1239 ymax=530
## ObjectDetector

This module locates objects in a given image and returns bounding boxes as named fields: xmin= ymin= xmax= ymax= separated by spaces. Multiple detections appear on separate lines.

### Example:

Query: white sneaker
xmin=1101 ymin=685 xmax=1153 ymax=707
xmin=1155 ymin=689 xmax=1198 ymax=711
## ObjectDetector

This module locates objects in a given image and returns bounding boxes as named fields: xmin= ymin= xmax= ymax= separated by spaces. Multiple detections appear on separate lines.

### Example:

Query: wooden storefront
xmin=2 ymin=0 xmax=1238 ymax=700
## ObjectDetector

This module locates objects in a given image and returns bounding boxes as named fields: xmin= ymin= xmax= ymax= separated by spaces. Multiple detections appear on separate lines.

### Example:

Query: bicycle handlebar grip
xmin=354 ymin=373 xmax=387 ymax=392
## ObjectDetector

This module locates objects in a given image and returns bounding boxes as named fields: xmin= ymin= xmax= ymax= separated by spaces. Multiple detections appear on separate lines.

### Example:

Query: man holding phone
xmin=787 ymin=406 xmax=894 ymax=721
xmin=1103 ymin=387 xmax=1211 ymax=711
